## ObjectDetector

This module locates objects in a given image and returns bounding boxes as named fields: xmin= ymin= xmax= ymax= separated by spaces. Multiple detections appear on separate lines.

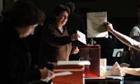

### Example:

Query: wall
xmin=0 ymin=0 xmax=3 ymax=16
xmin=75 ymin=0 xmax=140 ymax=17
xmin=30 ymin=0 xmax=140 ymax=17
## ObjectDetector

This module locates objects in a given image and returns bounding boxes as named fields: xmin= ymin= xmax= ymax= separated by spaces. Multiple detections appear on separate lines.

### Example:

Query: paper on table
xmin=41 ymin=72 xmax=72 ymax=82
xmin=54 ymin=71 xmax=72 ymax=76
xmin=106 ymin=76 xmax=124 ymax=80
xmin=77 ymin=30 xmax=87 ymax=44
xmin=87 ymin=11 xmax=108 ymax=38
xmin=57 ymin=60 xmax=90 ymax=65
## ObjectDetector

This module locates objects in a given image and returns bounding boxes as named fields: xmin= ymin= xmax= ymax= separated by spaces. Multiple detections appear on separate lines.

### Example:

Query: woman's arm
xmin=104 ymin=22 xmax=140 ymax=51
xmin=121 ymin=67 xmax=140 ymax=76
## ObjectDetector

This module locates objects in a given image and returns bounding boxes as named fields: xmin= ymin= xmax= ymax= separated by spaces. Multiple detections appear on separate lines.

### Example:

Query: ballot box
xmin=79 ymin=44 xmax=101 ymax=78
xmin=52 ymin=61 xmax=90 ymax=84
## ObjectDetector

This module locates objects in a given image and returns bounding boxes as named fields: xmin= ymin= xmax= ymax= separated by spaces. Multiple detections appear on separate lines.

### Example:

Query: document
xmin=77 ymin=30 xmax=87 ymax=44
xmin=87 ymin=11 xmax=108 ymax=38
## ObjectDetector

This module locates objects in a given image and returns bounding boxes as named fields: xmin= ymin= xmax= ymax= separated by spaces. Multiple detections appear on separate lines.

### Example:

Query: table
xmin=85 ymin=76 xmax=124 ymax=84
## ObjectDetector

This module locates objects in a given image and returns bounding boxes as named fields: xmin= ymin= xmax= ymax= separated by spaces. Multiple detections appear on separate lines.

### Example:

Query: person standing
xmin=65 ymin=1 xmax=86 ymax=60
xmin=0 ymin=1 xmax=54 ymax=84
xmin=130 ymin=5 xmax=140 ymax=37
xmin=39 ymin=4 xmax=80 ymax=65
xmin=104 ymin=22 xmax=140 ymax=76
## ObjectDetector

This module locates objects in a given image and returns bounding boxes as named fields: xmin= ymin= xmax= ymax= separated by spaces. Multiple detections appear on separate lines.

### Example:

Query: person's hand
xmin=103 ymin=22 xmax=114 ymax=32
xmin=106 ymin=62 xmax=125 ymax=76
xmin=40 ymin=67 xmax=55 ymax=82
xmin=71 ymin=46 xmax=79 ymax=54
xmin=70 ymin=33 xmax=80 ymax=41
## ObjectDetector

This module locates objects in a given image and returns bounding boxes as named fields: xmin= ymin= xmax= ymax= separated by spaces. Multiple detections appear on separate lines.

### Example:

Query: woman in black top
xmin=0 ymin=1 xmax=54 ymax=84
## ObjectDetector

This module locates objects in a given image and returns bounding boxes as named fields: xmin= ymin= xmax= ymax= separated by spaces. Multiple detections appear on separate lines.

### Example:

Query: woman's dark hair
xmin=1 ymin=0 xmax=40 ymax=28
xmin=53 ymin=4 xmax=70 ymax=16
xmin=65 ymin=1 xmax=75 ymax=12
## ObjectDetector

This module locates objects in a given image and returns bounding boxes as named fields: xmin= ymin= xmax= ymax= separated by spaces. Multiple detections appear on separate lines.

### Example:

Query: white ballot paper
xmin=54 ymin=71 xmax=72 ymax=76
xmin=77 ymin=30 xmax=87 ymax=44
xmin=87 ymin=11 xmax=108 ymax=38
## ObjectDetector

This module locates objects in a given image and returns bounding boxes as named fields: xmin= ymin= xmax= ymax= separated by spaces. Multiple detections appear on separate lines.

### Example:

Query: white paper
xmin=112 ymin=48 xmax=124 ymax=57
xmin=77 ymin=30 xmax=87 ymax=44
xmin=100 ymin=58 xmax=107 ymax=72
xmin=106 ymin=76 xmax=124 ymax=80
xmin=54 ymin=71 xmax=72 ymax=76
xmin=57 ymin=60 xmax=90 ymax=65
xmin=41 ymin=71 xmax=72 ymax=82
xmin=87 ymin=11 xmax=108 ymax=38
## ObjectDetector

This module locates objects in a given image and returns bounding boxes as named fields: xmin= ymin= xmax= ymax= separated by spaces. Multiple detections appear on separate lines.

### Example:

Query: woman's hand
xmin=70 ymin=33 xmax=80 ymax=41
xmin=71 ymin=46 xmax=79 ymax=54
xmin=103 ymin=22 xmax=114 ymax=32
xmin=40 ymin=67 xmax=55 ymax=82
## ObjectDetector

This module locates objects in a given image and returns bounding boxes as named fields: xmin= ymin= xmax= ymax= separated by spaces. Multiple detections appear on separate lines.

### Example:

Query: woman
xmin=1 ymin=1 xmax=54 ymax=84
xmin=39 ymin=4 xmax=80 ymax=65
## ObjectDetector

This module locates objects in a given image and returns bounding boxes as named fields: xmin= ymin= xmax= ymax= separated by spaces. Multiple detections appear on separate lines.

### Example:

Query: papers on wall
xmin=77 ymin=30 xmax=87 ymax=44
xmin=112 ymin=48 xmax=124 ymax=57
xmin=87 ymin=11 xmax=108 ymax=38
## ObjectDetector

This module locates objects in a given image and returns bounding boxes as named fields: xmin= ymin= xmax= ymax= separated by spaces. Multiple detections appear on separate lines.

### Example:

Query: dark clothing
xmin=120 ymin=51 xmax=140 ymax=81
xmin=25 ymin=25 xmax=43 ymax=66
xmin=120 ymin=51 xmax=140 ymax=68
xmin=65 ymin=12 xmax=86 ymax=60
xmin=39 ymin=23 xmax=72 ymax=64
xmin=1 ymin=22 xmax=41 ymax=84
xmin=66 ymin=12 xmax=86 ymax=35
